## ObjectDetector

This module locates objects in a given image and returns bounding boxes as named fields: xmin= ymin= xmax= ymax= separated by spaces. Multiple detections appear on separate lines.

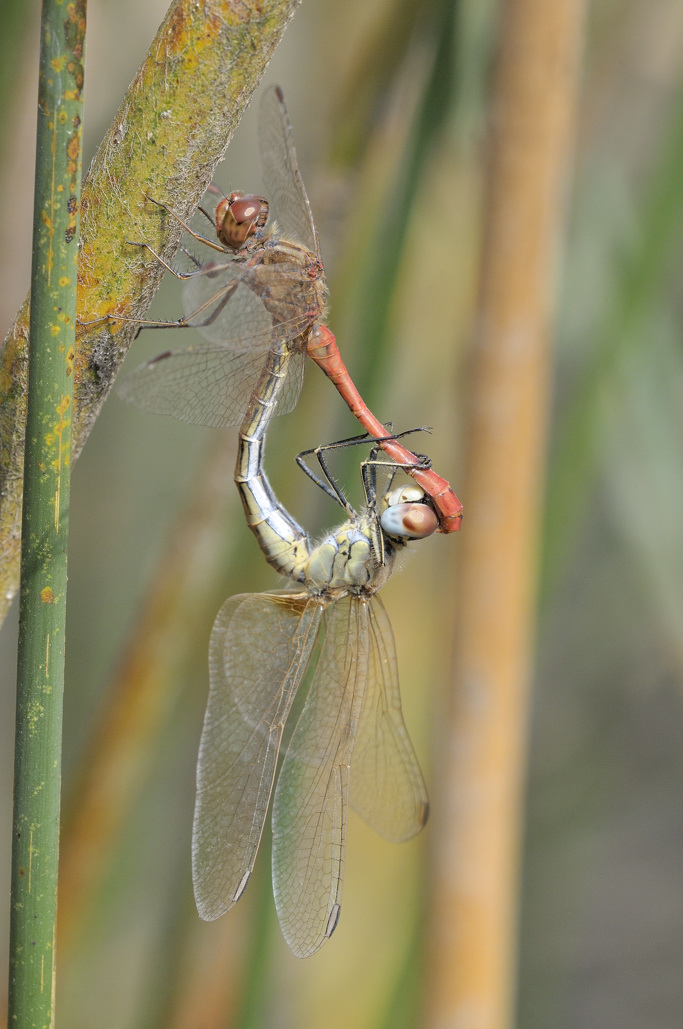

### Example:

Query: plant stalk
xmin=426 ymin=0 xmax=585 ymax=1025
xmin=8 ymin=3 xmax=86 ymax=1026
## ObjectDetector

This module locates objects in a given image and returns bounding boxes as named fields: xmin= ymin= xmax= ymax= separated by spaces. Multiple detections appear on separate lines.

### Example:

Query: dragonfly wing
xmin=272 ymin=595 xmax=369 ymax=957
xmin=181 ymin=274 xmax=273 ymax=345
xmin=118 ymin=340 xmax=273 ymax=428
xmin=259 ymin=85 xmax=319 ymax=255
xmin=193 ymin=592 xmax=322 ymax=920
xmin=349 ymin=595 xmax=429 ymax=842
xmin=182 ymin=263 xmax=317 ymax=347
xmin=273 ymin=347 xmax=306 ymax=419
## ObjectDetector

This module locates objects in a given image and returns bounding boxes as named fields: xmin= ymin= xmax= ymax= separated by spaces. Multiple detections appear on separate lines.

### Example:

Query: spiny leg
xmin=296 ymin=427 xmax=432 ymax=513
xmin=125 ymin=239 xmax=234 ymax=282
xmin=142 ymin=194 xmax=230 ymax=254
xmin=362 ymin=435 xmax=433 ymax=510
xmin=78 ymin=277 xmax=240 ymax=332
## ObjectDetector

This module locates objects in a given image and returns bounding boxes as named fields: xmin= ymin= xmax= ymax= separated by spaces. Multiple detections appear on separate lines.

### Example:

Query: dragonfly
xmin=192 ymin=335 xmax=438 ymax=957
xmin=112 ymin=85 xmax=463 ymax=533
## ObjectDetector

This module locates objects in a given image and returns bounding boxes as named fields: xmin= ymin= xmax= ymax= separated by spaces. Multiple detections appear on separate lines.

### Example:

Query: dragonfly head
xmin=215 ymin=192 xmax=269 ymax=249
xmin=380 ymin=486 xmax=439 ymax=540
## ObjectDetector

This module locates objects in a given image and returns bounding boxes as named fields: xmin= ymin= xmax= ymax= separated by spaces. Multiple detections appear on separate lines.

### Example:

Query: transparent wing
xmin=181 ymin=274 xmax=272 ymax=345
xmin=192 ymin=592 xmax=322 ymax=920
xmin=181 ymin=268 xmax=314 ymax=346
xmin=272 ymin=595 xmax=369 ymax=958
xmin=350 ymin=595 xmax=429 ymax=841
xmin=118 ymin=340 xmax=305 ymax=428
xmin=259 ymin=85 xmax=319 ymax=256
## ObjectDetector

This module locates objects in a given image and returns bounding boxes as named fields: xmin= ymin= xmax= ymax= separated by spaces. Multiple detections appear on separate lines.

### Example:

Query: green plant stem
xmin=8 ymin=3 xmax=86 ymax=1026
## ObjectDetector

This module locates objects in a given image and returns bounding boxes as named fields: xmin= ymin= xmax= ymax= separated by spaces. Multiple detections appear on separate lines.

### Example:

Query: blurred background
xmin=1 ymin=0 xmax=683 ymax=1026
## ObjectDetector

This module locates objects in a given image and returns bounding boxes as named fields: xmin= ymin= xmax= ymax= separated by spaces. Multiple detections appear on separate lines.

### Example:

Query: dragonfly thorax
xmin=244 ymin=244 xmax=327 ymax=335
xmin=305 ymin=519 xmax=397 ymax=596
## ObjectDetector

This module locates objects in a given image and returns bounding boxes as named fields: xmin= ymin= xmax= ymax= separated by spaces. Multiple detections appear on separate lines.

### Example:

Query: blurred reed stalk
xmin=426 ymin=1 xmax=585 ymax=1026
xmin=8 ymin=3 xmax=86 ymax=1026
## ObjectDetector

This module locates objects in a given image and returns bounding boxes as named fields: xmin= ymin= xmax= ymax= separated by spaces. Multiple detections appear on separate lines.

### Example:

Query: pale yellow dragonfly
xmin=192 ymin=338 xmax=438 ymax=957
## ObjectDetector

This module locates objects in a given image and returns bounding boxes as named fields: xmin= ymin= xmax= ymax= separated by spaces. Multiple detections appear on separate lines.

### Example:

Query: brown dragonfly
xmin=116 ymin=86 xmax=463 ymax=531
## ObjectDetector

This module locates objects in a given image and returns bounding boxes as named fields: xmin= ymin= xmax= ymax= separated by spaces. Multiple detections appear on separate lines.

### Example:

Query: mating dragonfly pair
xmin=100 ymin=86 xmax=461 ymax=957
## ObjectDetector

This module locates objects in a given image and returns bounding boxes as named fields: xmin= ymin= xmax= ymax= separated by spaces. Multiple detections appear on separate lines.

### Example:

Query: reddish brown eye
xmin=230 ymin=196 xmax=262 ymax=225
xmin=402 ymin=505 xmax=439 ymax=538
xmin=380 ymin=502 xmax=438 ymax=540
xmin=215 ymin=193 xmax=269 ymax=249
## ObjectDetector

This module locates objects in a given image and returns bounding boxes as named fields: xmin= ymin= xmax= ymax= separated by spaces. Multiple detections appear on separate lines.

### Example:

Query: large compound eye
xmin=215 ymin=193 xmax=269 ymax=249
xmin=380 ymin=502 xmax=438 ymax=539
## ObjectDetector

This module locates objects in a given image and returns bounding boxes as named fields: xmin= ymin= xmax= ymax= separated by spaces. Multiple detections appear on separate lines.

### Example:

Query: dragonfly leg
xmin=78 ymin=278 xmax=240 ymax=332
xmin=125 ymin=239 xmax=235 ymax=283
xmin=365 ymin=442 xmax=433 ymax=470
xmin=295 ymin=449 xmax=354 ymax=512
xmin=197 ymin=205 xmax=216 ymax=229
xmin=177 ymin=244 xmax=203 ymax=269
xmin=296 ymin=425 xmax=430 ymax=459
xmin=361 ymin=437 xmax=433 ymax=510
xmin=295 ymin=428 xmax=432 ymax=514
xmin=125 ymin=239 xmax=197 ymax=280
xmin=296 ymin=427 xmax=431 ymax=465
xmin=143 ymin=194 xmax=230 ymax=255
xmin=295 ymin=431 xmax=376 ymax=502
